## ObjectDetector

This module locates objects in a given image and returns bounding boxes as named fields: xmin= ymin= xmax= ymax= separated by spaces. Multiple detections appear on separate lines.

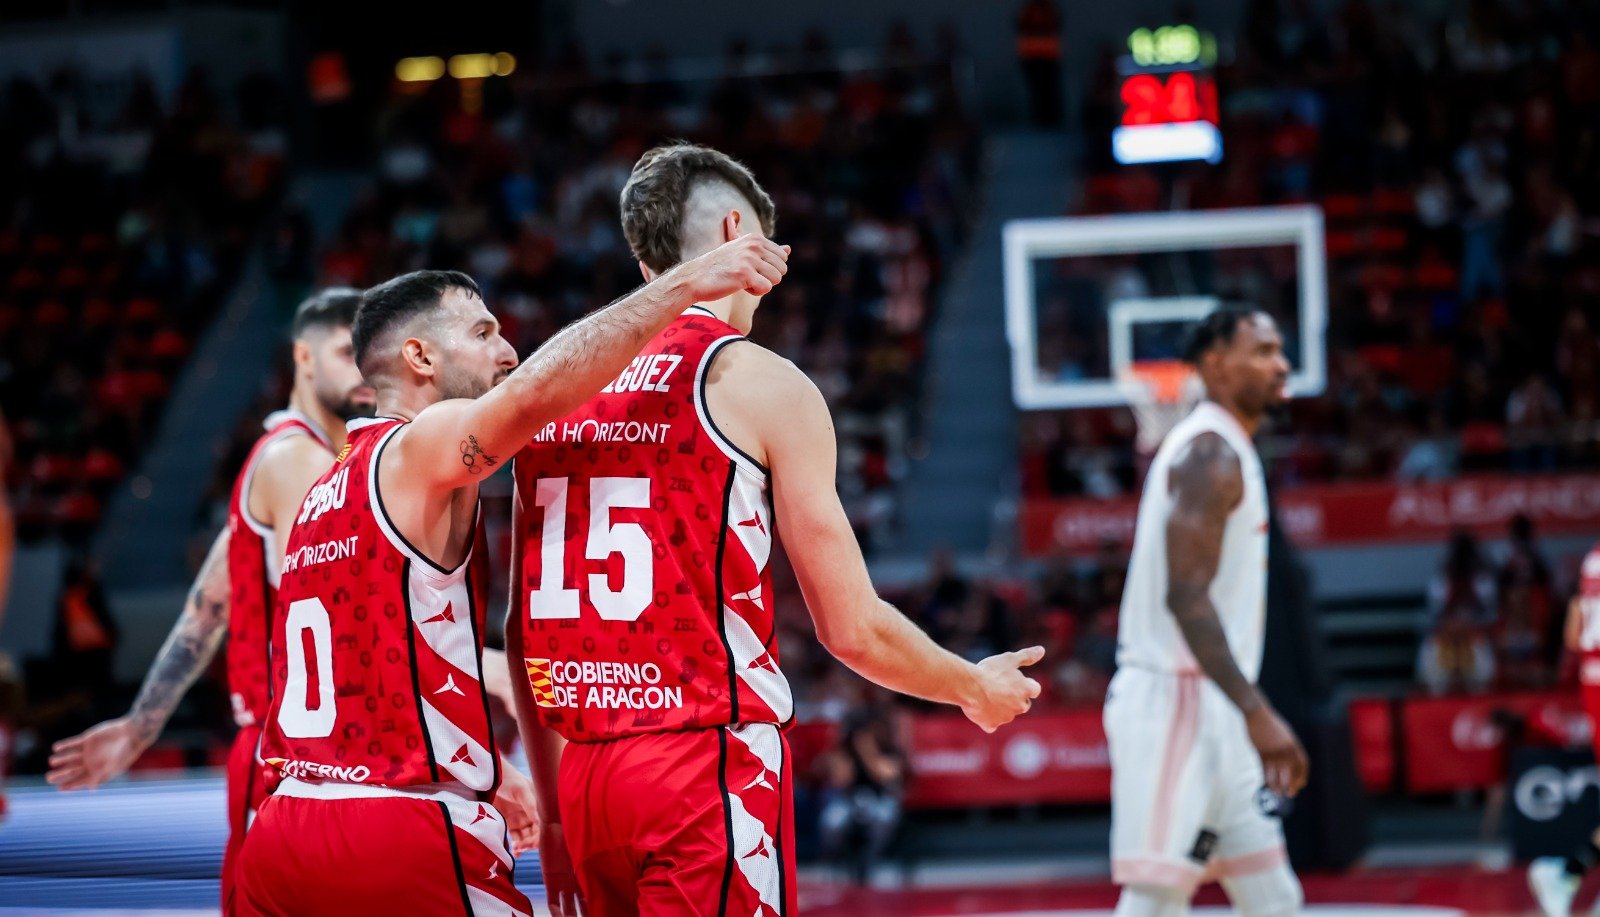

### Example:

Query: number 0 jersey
xmin=512 ymin=306 xmax=793 ymax=743
xmin=225 ymin=409 xmax=330 ymax=729
xmin=258 ymin=416 xmax=500 ymax=795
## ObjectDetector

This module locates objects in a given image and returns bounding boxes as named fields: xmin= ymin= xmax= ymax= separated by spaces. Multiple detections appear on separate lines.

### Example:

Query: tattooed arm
xmin=1165 ymin=432 xmax=1308 ymax=796
xmin=46 ymin=527 xmax=232 ymax=790
xmin=388 ymin=232 xmax=789 ymax=494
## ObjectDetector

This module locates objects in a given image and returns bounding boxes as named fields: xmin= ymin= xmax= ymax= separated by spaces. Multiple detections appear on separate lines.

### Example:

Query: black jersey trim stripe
xmin=686 ymin=305 xmax=718 ymax=318
xmin=696 ymin=336 xmax=771 ymax=477
xmin=437 ymin=800 xmax=475 ymax=916
xmin=462 ymin=549 xmax=500 ymax=798
xmin=259 ymin=548 xmax=275 ymax=712
xmin=774 ymin=727 xmax=790 ymax=915
xmin=713 ymin=463 xmax=741 ymax=723
xmin=402 ymin=559 xmax=443 ymax=784
xmin=716 ymin=728 xmax=736 ymax=917
xmin=370 ymin=422 xmax=476 ymax=578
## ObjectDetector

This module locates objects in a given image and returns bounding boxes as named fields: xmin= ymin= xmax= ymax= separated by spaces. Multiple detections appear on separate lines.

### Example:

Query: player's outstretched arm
xmin=1165 ymin=431 xmax=1308 ymax=796
xmin=393 ymin=233 xmax=790 ymax=494
xmin=738 ymin=350 xmax=1041 ymax=732
xmin=47 ymin=526 xmax=232 ymax=790
xmin=504 ymin=508 xmax=585 ymax=917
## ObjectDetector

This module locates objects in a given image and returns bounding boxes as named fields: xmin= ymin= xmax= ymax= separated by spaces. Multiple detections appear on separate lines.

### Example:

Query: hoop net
xmin=1118 ymin=359 xmax=1204 ymax=454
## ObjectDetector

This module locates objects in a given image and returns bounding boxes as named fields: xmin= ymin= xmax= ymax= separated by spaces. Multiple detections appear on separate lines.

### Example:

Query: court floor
xmin=0 ymin=777 xmax=1576 ymax=915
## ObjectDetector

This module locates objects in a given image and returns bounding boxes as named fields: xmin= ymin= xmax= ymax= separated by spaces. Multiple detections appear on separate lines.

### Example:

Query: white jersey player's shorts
xmin=1105 ymin=666 xmax=1289 ymax=893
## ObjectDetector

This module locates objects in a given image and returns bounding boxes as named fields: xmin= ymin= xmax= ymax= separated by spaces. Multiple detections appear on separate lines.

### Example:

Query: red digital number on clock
xmin=1120 ymin=72 xmax=1219 ymax=127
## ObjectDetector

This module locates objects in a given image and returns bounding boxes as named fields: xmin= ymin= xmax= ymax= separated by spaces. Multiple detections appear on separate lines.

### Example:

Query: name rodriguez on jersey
xmin=525 ymin=657 xmax=685 ymax=711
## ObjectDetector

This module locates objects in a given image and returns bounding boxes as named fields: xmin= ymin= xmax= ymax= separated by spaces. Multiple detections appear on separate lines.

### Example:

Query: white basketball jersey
xmin=1116 ymin=401 xmax=1270 ymax=683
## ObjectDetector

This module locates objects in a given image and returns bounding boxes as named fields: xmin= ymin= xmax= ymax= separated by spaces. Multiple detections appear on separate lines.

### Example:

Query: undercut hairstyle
xmin=620 ymin=143 xmax=777 ymax=274
xmin=290 ymin=287 xmax=364 ymax=340
xmin=1182 ymin=307 xmax=1268 ymax=365
xmin=352 ymin=270 xmax=482 ymax=373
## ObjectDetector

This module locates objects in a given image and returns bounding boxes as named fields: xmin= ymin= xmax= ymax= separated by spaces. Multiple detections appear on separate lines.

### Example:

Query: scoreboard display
xmin=1113 ymin=25 xmax=1223 ymax=166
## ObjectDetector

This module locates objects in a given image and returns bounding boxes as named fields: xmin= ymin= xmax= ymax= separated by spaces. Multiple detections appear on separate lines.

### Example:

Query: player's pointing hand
xmin=672 ymin=231 xmax=789 ymax=301
xmin=962 ymin=645 xmax=1047 ymax=733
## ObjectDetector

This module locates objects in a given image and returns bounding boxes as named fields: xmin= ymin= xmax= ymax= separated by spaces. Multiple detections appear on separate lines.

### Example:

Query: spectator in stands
xmin=818 ymin=694 xmax=908 ymax=884
xmin=1428 ymin=531 xmax=1497 ymax=630
xmin=1417 ymin=603 xmax=1496 ymax=696
xmin=49 ymin=558 xmax=119 ymax=710
xmin=1496 ymin=514 xmax=1555 ymax=686
xmin=1395 ymin=406 xmax=1458 ymax=481
xmin=1505 ymin=372 xmax=1565 ymax=472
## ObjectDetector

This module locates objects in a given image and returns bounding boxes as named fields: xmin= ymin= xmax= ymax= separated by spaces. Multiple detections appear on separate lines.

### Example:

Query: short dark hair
xmin=352 ymin=270 xmax=482 ymax=373
xmin=620 ymin=143 xmax=777 ymax=274
xmin=1182 ymin=307 xmax=1268 ymax=365
xmin=290 ymin=287 xmax=363 ymax=339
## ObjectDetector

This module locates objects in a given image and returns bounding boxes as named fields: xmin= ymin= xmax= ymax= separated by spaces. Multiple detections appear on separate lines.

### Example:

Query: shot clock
xmin=1112 ymin=25 xmax=1223 ymax=166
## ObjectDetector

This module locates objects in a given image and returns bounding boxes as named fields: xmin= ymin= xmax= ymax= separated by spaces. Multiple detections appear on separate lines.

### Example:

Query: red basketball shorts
xmin=230 ymin=779 xmax=531 ymax=916
xmin=221 ymin=724 xmax=267 ymax=908
xmin=559 ymin=722 xmax=796 ymax=916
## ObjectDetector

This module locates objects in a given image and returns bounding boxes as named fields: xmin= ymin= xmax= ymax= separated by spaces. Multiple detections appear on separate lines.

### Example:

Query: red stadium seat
xmin=1321 ymin=193 xmax=1363 ymax=221
xmin=31 ymin=299 xmax=69 ymax=330
xmin=123 ymin=297 xmax=161 ymax=325
xmin=147 ymin=329 xmax=190 ymax=362
xmin=1459 ymin=421 xmax=1507 ymax=455
xmin=1325 ymin=230 xmax=1358 ymax=258
xmin=81 ymin=448 xmax=124 ymax=485
xmin=81 ymin=297 xmax=115 ymax=328
xmin=1369 ymin=227 xmax=1409 ymax=253
xmin=55 ymin=489 xmax=102 ymax=528
xmin=30 ymin=453 xmax=81 ymax=490
xmin=1371 ymin=189 xmax=1414 ymax=216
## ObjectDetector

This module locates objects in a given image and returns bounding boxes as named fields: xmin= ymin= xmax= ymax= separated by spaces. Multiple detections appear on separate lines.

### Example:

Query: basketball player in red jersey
xmin=234 ymin=233 xmax=788 ymax=915
xmin=44 ymin=291 xmax=377 ymax=902
xmin=506 ymin=144 xmax=1043 ymax=917
xmin=1530 ymin=544 xmax=1600 ymax=914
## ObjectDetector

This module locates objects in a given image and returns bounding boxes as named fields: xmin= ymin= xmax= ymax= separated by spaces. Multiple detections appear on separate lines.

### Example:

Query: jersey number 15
xmin=527 ymin=476 xmax=655 ymax=622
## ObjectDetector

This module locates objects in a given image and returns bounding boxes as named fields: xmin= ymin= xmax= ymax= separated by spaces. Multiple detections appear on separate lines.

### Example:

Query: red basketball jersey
xmin=259 ymin=417 xmax=500 ymax=795
xmin=512 ymin=306 xmax=793 ymax=743
xmin=1577 ymin=545 xmax=1600 ymax=687
xmin=225 ymin=410 xmax=331 ymax=729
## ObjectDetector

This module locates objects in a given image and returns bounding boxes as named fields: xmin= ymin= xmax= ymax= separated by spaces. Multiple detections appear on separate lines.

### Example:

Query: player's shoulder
xmin=707 ymin=339 xmax=820 ymax=400
xmin=1168 ymin=431 xmax=1243 ymax=497
xmin=255 ymin=428 xmax=335 ymax=483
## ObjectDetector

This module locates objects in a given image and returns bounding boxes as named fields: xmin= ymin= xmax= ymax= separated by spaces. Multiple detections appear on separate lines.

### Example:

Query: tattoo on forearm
xmin=460 ymin=435 xmax=499 ymax=475
xmin=128 ymin=535 xmax=231 ymax=744
xmin=1171 ymin=604 xmax=1259 ymax=712
xmin=1165 ymin=431 xmax=1258 ymax=713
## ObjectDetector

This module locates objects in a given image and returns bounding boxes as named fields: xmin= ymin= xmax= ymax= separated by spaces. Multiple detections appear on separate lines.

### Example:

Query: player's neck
xmin=288 ymin=386 xmax=349 ymax=451
xmin=697 ymin=295 xmax=755 ymax=335
xmin=1208 ymin=397 xmax=1262 ymax=438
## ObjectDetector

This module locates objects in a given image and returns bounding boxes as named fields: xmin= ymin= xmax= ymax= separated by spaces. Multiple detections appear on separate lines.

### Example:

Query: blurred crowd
xmin=1414 ymin=515 xmax=1575 ymax=696
xmin=284 ymin=27 xmax=981 ymax=556
xmin=1024 ymin=0 xmax=1600 ymax=498
xmin=0 ymin=66 xmax=287 ymax=542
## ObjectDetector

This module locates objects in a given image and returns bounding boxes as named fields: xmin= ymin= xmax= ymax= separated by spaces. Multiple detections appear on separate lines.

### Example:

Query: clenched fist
xmin=961 ymin=646 xmax=1046 ymax=733
xmin=674 ymin=231 xmax=790 ymax=301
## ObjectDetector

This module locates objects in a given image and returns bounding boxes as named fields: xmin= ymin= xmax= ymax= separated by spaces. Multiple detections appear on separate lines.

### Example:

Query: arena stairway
xmin=893 ymin=129 xmax=1073 ymax=557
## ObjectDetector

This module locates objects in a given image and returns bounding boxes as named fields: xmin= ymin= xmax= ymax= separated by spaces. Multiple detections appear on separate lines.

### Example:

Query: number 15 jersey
xmin=512 ymin=306 xmax=793 ymax=743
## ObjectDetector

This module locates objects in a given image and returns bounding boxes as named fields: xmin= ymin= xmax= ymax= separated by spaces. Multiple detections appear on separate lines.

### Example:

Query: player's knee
xmin=1115 ymin=884 xmax=1190 ymax=917
xmin=1223 ymin=862 xmax=1303 ymax=917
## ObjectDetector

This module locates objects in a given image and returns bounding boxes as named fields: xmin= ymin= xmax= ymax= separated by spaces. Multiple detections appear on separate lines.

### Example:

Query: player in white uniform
xmin=1105 ymin=307 xmax=1310 ymax=916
